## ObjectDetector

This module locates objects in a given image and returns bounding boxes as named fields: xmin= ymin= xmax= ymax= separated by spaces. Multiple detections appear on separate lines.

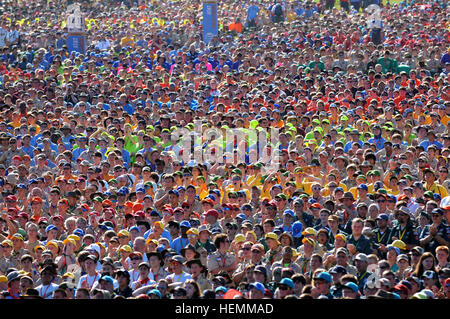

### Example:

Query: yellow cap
xmin=392 ymin=239 xmax=406 ymax=250
xmin=0 ymin=276 xmax=7 ymax=283
xmin=302 ymin=237 xmax=316 ymax=247
xmin=119 ymin=245 xmax=132 ymax=253
xmin=146 ymin=238 xmax=158 ymax=246
xmin=154 ymin=221 xmax=165 ymax=230
xmin=335 ymin=234 xmax=347 ymax=243
xmin=34 ymin=245 xmax=45 ymax=252
xmin=233 ymin=234 xmax=246 ymax=244
xmin=246 ymin=231 xmax=257 ymax=241
xmin=265 ymin=232 xmax=280 ymax=244
xmin=187 ymin=228 xmax=199 ymax=236
xmin=302 ymin=227 xmax=316 ymax=236
xmin=118 ymin=229 xmax=130 ymax=237
xmin=1 ymin=240 xmax=13 ymax=247
xmin=63 ymin=238 xmax=76 ymax=246
xmin=46 ymin=240 xmax=58 ymax=248
xmin=67 ymin=235 xmax=80 ymax=242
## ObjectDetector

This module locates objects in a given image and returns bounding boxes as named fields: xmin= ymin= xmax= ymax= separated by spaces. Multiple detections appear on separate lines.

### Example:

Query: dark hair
xmin=213 ymin=233 xmax=228 ymax=248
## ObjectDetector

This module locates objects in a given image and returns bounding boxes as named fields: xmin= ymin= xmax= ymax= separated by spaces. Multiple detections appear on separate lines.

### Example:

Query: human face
xmin=422 ymin=256 xmax=434 ymax=270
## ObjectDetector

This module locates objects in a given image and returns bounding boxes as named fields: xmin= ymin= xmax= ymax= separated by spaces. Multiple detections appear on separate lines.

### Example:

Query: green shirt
xmin=308 ymin=60 xmax=325 ymax=71
xmin=377 ymin=57 xmax=398 ymax=74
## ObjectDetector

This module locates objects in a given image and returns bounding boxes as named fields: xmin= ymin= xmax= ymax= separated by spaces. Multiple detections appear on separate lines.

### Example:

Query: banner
xmin=68 ymin=35 xmax=86 ymax=55
xmin=202 ymin=0 xmax=218 ymax=44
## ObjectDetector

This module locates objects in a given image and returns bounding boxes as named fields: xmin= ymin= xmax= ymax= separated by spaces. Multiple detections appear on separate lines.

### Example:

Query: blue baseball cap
xmin=45 ymin=225 xmax=58 ymax=233
xmin=169 ymin=189 xmax=179 ymax=196
xmin=357 ymin=184 xmax=368 ymax=191
xmin=215 ymin=286 xmax=228 ymax=293
xmin=117 ymin=186 xmax=129 ymax=195
xmin=148 ymin=289 xmax=162 ymax=298
xmin=249 ymin=282 xmax=265 ymax=294
xmin=180 ymin=220 xmax=191 ymax=229
xmin=136 ymin=187 xmax=145 ymax=193
xmin=343 ymin=282 xmax=359 ymax=293
xmin=330 ymin=265 xmax=347 ymax=275
xmin=283 ymin=209 xmax=295 ymax=217
xmin=99 ymin=275 xmax=114 ymax=284
xmin=313 ymin=271 xmax=332 ymax=283
xmin=279 ymin=278 xmax=294 ymax=289
xmin=292 ymin=221 xmax=303 ymax=238
xmin=236 ymin=213 xmax=246 ymax=220
xmin=376 ymin=214 xmax=389 ymax=221
xmin=73 ymin=228 xmax=85 ymax=237
xmin=129 ymin=226 xmax=140 ymax=233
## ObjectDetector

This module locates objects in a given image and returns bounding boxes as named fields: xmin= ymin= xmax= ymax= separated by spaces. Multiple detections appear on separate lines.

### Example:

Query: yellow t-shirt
xmin=322 ymin=182 xmax=348 ymax=197
xmin=295 ymin=181 xmax=314 ymax=196
xmin=426 ymin=183 xmax=449 ymax=198
xmin=120 ymin=37 xmax=134 ymax=48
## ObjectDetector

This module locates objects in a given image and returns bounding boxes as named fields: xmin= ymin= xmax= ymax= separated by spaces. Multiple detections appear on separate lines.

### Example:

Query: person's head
xmin=75 ymin=287 xmax=90 ymax=299
xmin=312 ymin=271 xmax=332 ymax=295
xmin=214 ymin=233 xmax=230 ymax=251
xmin=342 ymin=282 xmax=359 ymax=299
xmin=278 ymin=278 xmax=294 ymax=299
xmin=354 ymin=253 xmax=369 ymax=273
xmin=173 ymin=286 xmax=188 ymax=299
xmin=184 ymin=279 xmax=201 ymax=299
xmin=248 ymin=282 xmax=265 ymax=299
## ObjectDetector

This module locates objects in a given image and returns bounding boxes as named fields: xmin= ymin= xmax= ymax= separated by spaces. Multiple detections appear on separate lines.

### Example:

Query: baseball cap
xmin=249 ymin=282 xmax=265 ymax=294
xmin=279 ymin=278 xmax=294 ymax=289
xmin=313 ymin=271 xmax=332 ymax=283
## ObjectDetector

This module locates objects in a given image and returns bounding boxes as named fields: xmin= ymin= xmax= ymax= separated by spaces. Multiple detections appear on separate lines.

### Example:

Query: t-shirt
xmin=35 ymin=283 xmax=59 ymax=299
xmin=77 ymin=272 xmax=100 ymax=290
xmin=165 ymin=271 xmax=192 ymax=284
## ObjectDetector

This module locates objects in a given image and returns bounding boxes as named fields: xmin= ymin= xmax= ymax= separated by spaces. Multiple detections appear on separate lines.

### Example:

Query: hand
xmin=347 ymin=244 xmax=357 ymax=255
xmin=429 ymin=225 xmax=437 ymax=236
xmin=325 ymin=254 xmax=336 ymax=265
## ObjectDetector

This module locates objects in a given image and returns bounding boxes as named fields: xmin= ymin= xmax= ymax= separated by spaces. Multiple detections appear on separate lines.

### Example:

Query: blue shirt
xmin=419 ymin=139 xmax=443 ymax=151
xmin=247 ymin=5 xmax=260 ymax=20
xmin=344 ymin=140 xmax=363 ymax=153
xmin=170 ymin=236 xmax=190 ymax=254
xmin=368 ymin=137 xmax=386 ymax=150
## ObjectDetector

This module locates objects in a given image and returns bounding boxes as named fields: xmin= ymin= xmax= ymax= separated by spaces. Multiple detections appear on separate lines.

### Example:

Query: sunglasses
xmin=278 ymin=285 xmax=289 ymax=291
xmin=377 ymin=200 xmax=386 ymax=203
xmin=242 ymin=247 xmax=251 ymax=251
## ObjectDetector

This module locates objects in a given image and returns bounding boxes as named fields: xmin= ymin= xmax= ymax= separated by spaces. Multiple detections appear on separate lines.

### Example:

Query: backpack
xmin=272 ymin=3 xmax=283 ymax=16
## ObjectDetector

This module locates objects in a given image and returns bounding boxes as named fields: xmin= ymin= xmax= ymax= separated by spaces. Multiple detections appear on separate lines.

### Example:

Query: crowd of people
xmin=0 ymin=0 xmax=449 ymax=300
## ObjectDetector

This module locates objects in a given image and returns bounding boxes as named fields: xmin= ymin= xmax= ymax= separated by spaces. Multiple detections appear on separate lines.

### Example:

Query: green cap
xmin=424 ymin=191 xmax=434 ymax=198
xmin=372 ymin=170 xmax=381 ymax=176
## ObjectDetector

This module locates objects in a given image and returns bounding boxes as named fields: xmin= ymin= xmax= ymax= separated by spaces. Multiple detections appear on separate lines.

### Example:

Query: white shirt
xmin=36 ymin=283 xmax=59 ymax=299
xmin=128 ymin=269 xmax=140 ymax=283
xmin=96 ymin=40 xmax=110 ymax=51
xmin=165 ymin=272 xmax=192 ymax=284
xmin=77 ymin=272 xmax=100 ymax=290
xmin=130 ymin=276 xmax=156 ymax=291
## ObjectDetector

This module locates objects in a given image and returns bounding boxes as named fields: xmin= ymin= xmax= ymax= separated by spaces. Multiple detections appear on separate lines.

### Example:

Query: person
xmin=166 ymin=255 xmax=192 ymax=284
xmin=354 ymin=253 xmax=372 ymax=293
xmin=248 ymin=281 xmax=265 ymax=299
xmin=207 ymin=234 xmax=236 ymax=277
xmin=0 ymin=0 xmax=447 ymax=302
xmin=312 ymin=271 xmax=333 ymax=299
xmin=113 ymin=269 xmax=133 ymax=298
xmin=35 ymin=265 xmax=59 ymax=299
xmin=419 ymin=208 xmax=449 ymax=253
xmin=77 ymin=255 xmax=100 ymax=290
